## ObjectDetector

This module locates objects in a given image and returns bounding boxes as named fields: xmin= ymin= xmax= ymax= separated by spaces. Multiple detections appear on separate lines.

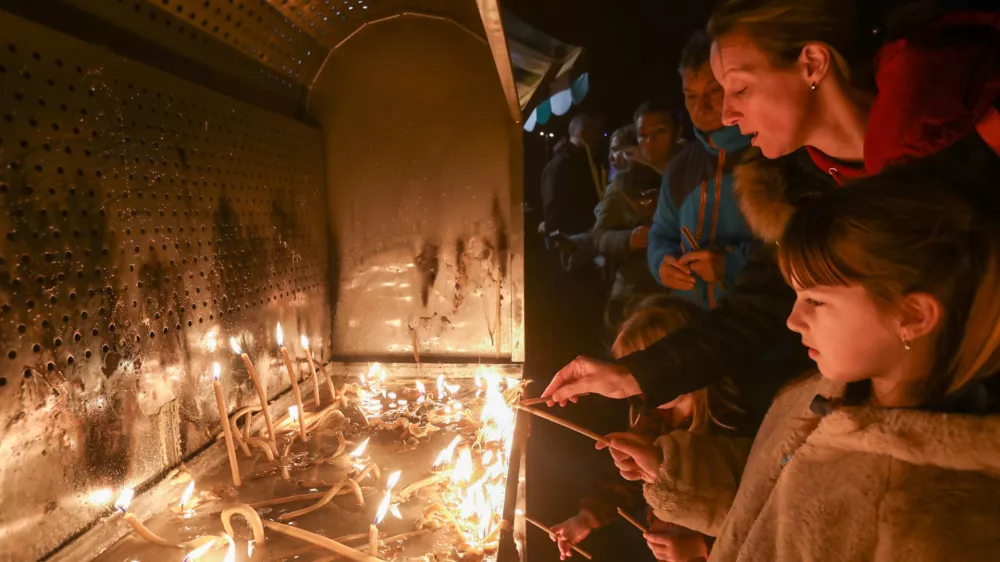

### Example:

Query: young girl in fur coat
xmin=610 ymin=169 xmax=1000 ymax=561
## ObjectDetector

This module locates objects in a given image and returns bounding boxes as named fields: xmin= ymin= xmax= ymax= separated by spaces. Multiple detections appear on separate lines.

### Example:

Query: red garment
xmin=808 ymin=11 xmax=1000 ymax=181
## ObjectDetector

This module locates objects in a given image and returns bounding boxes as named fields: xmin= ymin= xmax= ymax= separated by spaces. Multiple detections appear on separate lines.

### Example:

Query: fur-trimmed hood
xmin=712 ymin=375 xmax=1000 ymax=562
xmin=810 ymin=403 xmax=1000 ymax=477
xmin=732 ymin=148 xmax=836 ymax=243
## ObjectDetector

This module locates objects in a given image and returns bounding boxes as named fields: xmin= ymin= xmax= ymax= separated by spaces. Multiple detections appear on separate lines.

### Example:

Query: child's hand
xmin=597 ymin=432 xmax=661 ymax=483
xmin=550 ymin=510 xmax=599 ymax=560
xmin=643 ymin=527 xmax=709 ymax=562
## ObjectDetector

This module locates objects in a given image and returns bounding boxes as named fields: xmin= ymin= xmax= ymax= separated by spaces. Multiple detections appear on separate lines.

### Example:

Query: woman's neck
xmin=809 ymin=86 xmax=873 ymax=164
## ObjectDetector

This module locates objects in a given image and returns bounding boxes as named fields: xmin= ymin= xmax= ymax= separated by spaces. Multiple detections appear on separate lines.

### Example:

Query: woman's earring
xmin=811 ymin=83 xmax=818 ymax=91
xmin=902 ymin=336 xmax=911 ymax=351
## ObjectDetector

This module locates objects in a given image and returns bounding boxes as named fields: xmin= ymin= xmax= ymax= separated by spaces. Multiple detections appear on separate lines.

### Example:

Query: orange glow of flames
xmin=450 ymin=448 xmax=474 ymax=485
xmin=433 ymin=436 xmax=462 ymax=469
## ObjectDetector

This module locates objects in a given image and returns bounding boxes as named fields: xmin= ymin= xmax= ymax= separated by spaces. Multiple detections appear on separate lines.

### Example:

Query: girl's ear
xmin=798 ymin=42 xmax=832 ymax=87
xmin=898 ymin=292 xmax=943 ymax=342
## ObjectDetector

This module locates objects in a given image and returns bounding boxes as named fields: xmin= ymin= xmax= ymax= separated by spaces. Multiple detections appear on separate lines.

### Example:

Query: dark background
xmin=505 ymin=2 xmax=720 ymax=560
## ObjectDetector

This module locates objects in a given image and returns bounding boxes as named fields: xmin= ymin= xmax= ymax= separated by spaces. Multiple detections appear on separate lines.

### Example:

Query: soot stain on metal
xmin=454 ymin=238 xmax=468 ymax=311
xmin=416 ymin=242 xmax=439 ymax=307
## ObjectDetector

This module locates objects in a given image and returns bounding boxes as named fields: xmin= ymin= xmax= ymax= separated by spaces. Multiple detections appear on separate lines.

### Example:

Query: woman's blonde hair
xmin=779 ymin=173 xmax=1000 ymax=399
xmin=612 ymin=295 xmax=738 ymax=433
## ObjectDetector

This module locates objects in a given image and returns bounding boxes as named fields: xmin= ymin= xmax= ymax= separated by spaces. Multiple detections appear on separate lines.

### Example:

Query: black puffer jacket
xmin=619 ymin=134 xmax=1000 ymax=410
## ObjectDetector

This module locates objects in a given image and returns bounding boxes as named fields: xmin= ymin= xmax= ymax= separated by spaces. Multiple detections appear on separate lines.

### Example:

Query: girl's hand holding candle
xmin=277 ymin=323 xmax=308 ymax=442
xmin=230 ymin=337 xmax=278 ymax=452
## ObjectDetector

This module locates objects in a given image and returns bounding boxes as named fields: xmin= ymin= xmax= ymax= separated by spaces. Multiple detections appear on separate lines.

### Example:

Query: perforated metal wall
xmin=0 ymin=11 xmax=328 ymax=560
xmin=66 ymin=0 xmax=327 ymax=86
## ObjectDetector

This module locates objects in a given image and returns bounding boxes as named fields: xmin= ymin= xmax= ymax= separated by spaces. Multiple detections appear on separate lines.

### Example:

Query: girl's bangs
xmin=778 ymin=221 xmax=851 ymax=290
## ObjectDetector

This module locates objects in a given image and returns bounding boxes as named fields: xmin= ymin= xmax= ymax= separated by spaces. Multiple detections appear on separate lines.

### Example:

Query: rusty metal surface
xmin=0 ymin=11 xmax=329 ymax=560
xmin=308 ymin=12 xmax=525 ymax=362
xmin=66 ymin=0 xmax=328 ymax=87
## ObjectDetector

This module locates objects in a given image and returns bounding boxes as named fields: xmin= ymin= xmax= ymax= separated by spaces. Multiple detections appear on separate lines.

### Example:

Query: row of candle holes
xmin=120 ymin=0 xmax=314 ymax=82
xmin=111 ymin=0 xmax=298 ymax=87
xmin=2 ymin=45 xmax=301 ymax=139
xmin=1 ymin=281 xmax=323 ymax=363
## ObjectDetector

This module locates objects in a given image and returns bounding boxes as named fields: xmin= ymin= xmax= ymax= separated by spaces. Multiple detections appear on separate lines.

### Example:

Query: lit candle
xmin=415 ymin=380 xmax=426 ymax=404
xmin=212 ymin=363 xmax=242 ymax=487
xmin=277 ymin=324 xmax=307 ymax=442
xmin=436 ymin=374 xmax=446 ymax=399
xmin=301 ymin=334 xmax=327 ymax=406
xmin=370 ymin=489 xmax=392 ymax=555
xmin=230 ymin=337 xmax=278 ymax=452
xmin=288 ymin=406 xmax=302 ymax=441
xmin=115 ymin=488 xmax=174 ymax=546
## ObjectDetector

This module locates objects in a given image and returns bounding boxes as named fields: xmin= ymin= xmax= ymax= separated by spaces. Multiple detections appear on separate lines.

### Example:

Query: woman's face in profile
xmin=711 ymin=32 xmax=815 ymax=158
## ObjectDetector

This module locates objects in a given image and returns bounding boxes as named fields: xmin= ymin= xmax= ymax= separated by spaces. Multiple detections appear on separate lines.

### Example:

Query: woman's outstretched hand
xmin=541 ymin=356 xmax=642 ymax=406
xmin=596 ymin=432 xmax=662 ymax=483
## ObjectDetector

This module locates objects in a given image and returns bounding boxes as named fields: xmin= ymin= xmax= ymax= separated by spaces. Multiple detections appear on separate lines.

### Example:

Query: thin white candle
xmin=277 ymin=323 xmax=307 ymax=442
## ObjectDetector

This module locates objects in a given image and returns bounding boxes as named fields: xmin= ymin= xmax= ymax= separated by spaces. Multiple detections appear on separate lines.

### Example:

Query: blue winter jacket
xmin=647 ymin=126 xmax=757 ymax=308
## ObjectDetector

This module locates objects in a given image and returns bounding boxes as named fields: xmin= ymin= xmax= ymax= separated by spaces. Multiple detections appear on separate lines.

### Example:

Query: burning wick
xmin=349 ymin=437 xmax=370 ymax=459
xmin=277 ymin=323 xmax=308 ymax=442
xmin=178 ymin=481 xmax=195 ymax=512
xmin=212 ymin=362 xmax=242 ymax=487
xmin=370 ymin=491 xmax=392 ymax=555
xmin=230 ymin=337 xmax=277 ymax=452
xmin=114 ymin=488 xmax=174 ymax=546
xmin=288 ymin=405 xmax=300 ymax=428
xmin=300 ymin=335 xmax=323 ymax=407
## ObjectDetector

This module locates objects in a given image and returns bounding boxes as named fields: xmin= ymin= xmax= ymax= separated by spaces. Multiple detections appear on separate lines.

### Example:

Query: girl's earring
xmin=811 ymin=83 xmax=818 ymax=91
xmin=901 ymin=336 xmax=911 ymax=351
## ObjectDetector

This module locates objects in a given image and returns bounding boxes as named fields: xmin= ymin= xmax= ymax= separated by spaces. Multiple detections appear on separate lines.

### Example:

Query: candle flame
xmin=349 ymin=437 xmax=370 ymax=458
xmin=247 ymin=539 xmax=255 ymax=557
xmin=178 ymin=481 xmax=195 ymax=510
xmin=229 ymin=337 xmax=242 ymax=355
xmin=373 ymin=492 xmax=392 ymax=525
xmin=114 ymin=487 xmax=134 ymax=513
xmin=87 ymin=488 xmax=113 ymax=506
xmin=433 ymin=436 xmax=461 ymax=469
xmin=415 ymin=380 xmax=426 ymax=395
xmin=390 ymin=504 xmax=403 ymax=519
xmin=288 ymin=405 xmax=299 ymax=423
xmin=437 ymin=374 xmax=446 ymax=398
xmin=276 ymin=323 xmax=284 ymax=347
xmin=385 ymin=470 xmax=402 ymax=491
xmin=183 ymin=538 xmax=217 ymax=562
xmin=451 ymin=447 xmax=474 ymax=484
xmin=300 ymin=334 xmax=310 ymax=349
xmin=212 ymin=362 xmax=221 ymax=381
